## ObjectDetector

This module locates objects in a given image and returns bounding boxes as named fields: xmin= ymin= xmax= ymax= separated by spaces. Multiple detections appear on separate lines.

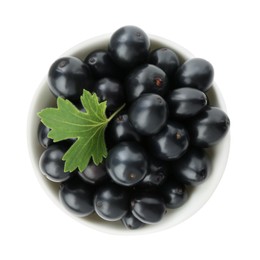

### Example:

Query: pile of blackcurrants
xmin=38 ymin=26 xmax=230 ymax=230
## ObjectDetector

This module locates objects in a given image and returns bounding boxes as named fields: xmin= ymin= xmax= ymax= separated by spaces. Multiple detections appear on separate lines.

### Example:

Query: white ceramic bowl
xmin=27 ymin=34 xmax=230 ymax=235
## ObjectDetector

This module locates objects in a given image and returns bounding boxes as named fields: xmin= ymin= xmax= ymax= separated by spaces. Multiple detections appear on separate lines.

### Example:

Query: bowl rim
xmin=27 ymin=34 xmax=230 ymax=235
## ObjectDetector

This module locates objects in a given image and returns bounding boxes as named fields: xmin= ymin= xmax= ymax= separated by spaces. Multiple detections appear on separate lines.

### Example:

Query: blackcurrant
xmin=39 ymin=143 xmax=71 ymax=182
xmin=167 ymin=87 xmax=207 ymax=118
xmin=175 ymin=58 xmax=214 ymax=92
xmin=169 ymin=147 xmax=211 ymax=185
xmin=121 ymin=211 xmax=145 ymax=230
xmin=48 ymin=57 xmax=92 ymax=101
xmin=108 ymin=25 xmax=150 ymax=69
xmin=94 ymin=78 xmax=125 ymax=112
xmin=138 ymin=157 xmax=168 ymax=187
xmin=160 ymin=179 xmax=188 ymax=208
xmin=147 ymin=121 xmax=189 ymax=161
xmin=149 ymin=48 xmax=179 ymax=79
xmin=106 ymin=113 xmax=141 ymax=144
xmin=94 ymin=182 xmax=129 ymax=221
xmin=59 ymin=175 xmax=94 ymax=217
xmin=128 ymin=94 xmax=168 ymax=135
xmin=131 ymin=192 xmax=166 ymax=224
xmin=78 ymin=161 xmax=109 ymax=185
xmin=84 ymin=50 xmax=120 ymax=79
xmin=106 ymin=142 xmax=148 ymax=186
xmin=125 ymin=64 xmax=168 ymax=102
xmin=187 ymin=106 xmax=230 ymax=147
xmin=38 ymin=122 xmax=53 ymax=148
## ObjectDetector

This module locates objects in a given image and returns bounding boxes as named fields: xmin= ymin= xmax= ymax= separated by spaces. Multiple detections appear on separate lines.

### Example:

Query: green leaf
xmin=38 ymin=90 xmax=125 ymax=172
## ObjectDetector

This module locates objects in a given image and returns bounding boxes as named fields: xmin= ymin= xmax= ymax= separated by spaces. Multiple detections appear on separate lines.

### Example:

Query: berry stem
xmin=107 ymin=103 xmax=126 ymax=122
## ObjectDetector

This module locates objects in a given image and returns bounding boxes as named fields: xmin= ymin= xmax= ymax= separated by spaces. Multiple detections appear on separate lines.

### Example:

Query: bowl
xmin=27 ymin=34 xmax=230 ymax=234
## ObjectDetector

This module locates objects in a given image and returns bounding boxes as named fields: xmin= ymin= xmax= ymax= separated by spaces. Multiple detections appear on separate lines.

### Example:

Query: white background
xmin=0 ymin=0 xmax=259 ymax=259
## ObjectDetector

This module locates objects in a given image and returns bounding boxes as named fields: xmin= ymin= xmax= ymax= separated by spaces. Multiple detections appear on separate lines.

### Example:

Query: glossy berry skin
xmin=187 ymin=106 xmax=230 ymax=147
xmin=170 ymin=147 xmax=211 ymax=185
xmin=59 ymin=176 xmax=94 ymax=217
xmin=131 ymin=192 xmax=166 ymax=224
xmin=38 ymin=122 xmax=53 ymax=148
xmin=94 ymin=182 xmax=129 ymax=221
xmin=108 ymin=25 xmax=150 ymax=69
xmin=125 ymin=64 xmax=168 ymax=102
xmin=149 ymin=48 xmax=179 ymax=79
xmin=128 ymin=94 xmax=168 ymax=135
xmin=106 ymin=142 xmax=148 ymax=186
xmin=167 ymin=87 xmax=208 ymax=118
xmin=94 ymin=78 xmax=125 ymax=112
xmin=139 ymin=158 xmax=168 ymax=187
xmin=48 ymin=57 xmax=92 ymax=101
xmin=39 ymin=143 xmax=71 ymax=182
xmin=175 ymin=58 xmax=214 ymax=92
xmin=160 ymin=179 xmax=188 ymax=208
xmin=84 ymin=50 xmax=120 ymax=79
xmin=147 ymin=121 xmax=189 ymax=161
xmin=78 ymin=161 xmax=108 ymax=185
xmin=106 ymin=113 xmax=141 ymax=144
xmin=121 ymin=211 xmax=145 ymax=230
